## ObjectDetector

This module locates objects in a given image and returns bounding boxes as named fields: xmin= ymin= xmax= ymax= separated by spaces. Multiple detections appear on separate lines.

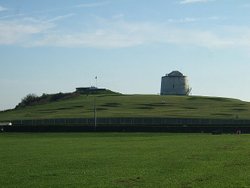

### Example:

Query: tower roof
xmin=167 ymin=71 xmax=184 ymax=77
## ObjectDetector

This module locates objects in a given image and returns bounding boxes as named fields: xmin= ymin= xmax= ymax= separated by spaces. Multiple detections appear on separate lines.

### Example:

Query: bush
xmin=16 ymin=94 xmax=39 ymax=108
xmin=15 ymin=92 xmax=78 ymax=109
xmin=50 ymin=92 xmax=65 ymax=101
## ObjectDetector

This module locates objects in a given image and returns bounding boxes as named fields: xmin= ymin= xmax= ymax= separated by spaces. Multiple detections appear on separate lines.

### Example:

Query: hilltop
xmin=1 ymin=90 xmax=250 ymax=121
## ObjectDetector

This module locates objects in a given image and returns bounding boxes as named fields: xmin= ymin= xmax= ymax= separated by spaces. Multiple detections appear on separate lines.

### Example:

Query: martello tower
xmin=160 ymin=71 xmax=191 ymax=95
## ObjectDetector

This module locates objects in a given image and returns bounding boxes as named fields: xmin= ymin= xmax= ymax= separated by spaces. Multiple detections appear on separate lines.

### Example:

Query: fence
xmin=1 ymin=117 xmax=250 ymax=133
xmin=9 ymin=117 xmax=250 ymax=127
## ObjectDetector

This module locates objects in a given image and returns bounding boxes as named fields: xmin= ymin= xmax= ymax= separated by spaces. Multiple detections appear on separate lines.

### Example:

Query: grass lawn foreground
xmin=1 ymin=133 xmax=250 ymax=188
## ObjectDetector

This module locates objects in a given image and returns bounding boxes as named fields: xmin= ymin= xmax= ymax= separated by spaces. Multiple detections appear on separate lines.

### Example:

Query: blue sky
xmin=1 ymin=0 xmax=250 ymax=110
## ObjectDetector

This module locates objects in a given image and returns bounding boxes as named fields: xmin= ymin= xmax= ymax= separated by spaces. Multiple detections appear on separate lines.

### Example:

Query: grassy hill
xmin=1 ymin=92 xmax=250 ymax=121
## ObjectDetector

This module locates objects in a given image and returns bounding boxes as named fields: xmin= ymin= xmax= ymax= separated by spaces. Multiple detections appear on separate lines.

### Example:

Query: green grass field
xmin=1 ymin=94 xmax=250 ymax=121
xmin=1 ymin=133 xmax=250 ymax=188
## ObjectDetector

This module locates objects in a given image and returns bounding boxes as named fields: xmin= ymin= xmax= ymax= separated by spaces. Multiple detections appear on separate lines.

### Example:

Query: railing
xmin=9 ymin=117 xmax=250 ymax=127
xmin=2 ymin=118 xmax=250 ymax=133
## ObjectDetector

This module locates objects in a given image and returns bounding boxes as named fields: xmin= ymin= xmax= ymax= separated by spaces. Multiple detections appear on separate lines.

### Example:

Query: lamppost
xmin=93 ymin=76 xmax=97 ymax=130
xmin=94 ymin=97 xmax=97 ymax=130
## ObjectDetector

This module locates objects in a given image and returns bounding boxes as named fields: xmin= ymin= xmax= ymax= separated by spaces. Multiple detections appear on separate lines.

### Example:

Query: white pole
xmin=94 ymin=98 xmax=97 ymax=130
xmin=94 ymin=76 xmax=97 ymax=130
xmin=95 ymin=76 xmax=98 ymax=88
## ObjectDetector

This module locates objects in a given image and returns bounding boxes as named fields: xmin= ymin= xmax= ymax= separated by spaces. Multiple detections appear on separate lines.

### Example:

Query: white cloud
xmin=0 ymin=13 xmax=75 ymax=45
xmin=0 ymin=15 xmax=250 ymax=50
xmin=161 ymin=28 xmax=234 ymax=48
xmin=167 ymin=16 xmax=222 ymax=23
xmin=0 ymin=19 xmax=53 ymax=45
xmin=168 ymin=17 xmax=199 ymax=23
xmin=29 ymin=20 xmax=250 ymax=50
xmin=33 ymin=32 xmax=144 ymax=48
xmin=179 ymin=0 xmax=214 ymax=4
xmin=46 ymin=13 xmax=75 ymax=23
xmin=0 ymin=5 xmax=7 ymax=12
xmin=0 ymin=14 xmax=25 ymax=20
xmin=75 ymin=1 xmax=109 ymax=8
xmin=32 ymin=22 xmax=148 ymax=48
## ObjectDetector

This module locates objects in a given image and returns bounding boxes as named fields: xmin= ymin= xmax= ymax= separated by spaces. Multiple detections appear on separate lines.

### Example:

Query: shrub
xmin=16 ymin=94 xmax=39 ymax=108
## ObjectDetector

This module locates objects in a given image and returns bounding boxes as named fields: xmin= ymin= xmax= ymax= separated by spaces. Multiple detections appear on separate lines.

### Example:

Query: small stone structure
xmin=160 ymin=71 xmax=190 ymax=95
xmin=76 ymin=87 xmax=106 ymax=94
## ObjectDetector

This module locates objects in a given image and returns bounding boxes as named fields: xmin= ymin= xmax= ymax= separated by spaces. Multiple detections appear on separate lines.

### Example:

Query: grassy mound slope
xmin=1 ymin=93 xmax=250 ymax=121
